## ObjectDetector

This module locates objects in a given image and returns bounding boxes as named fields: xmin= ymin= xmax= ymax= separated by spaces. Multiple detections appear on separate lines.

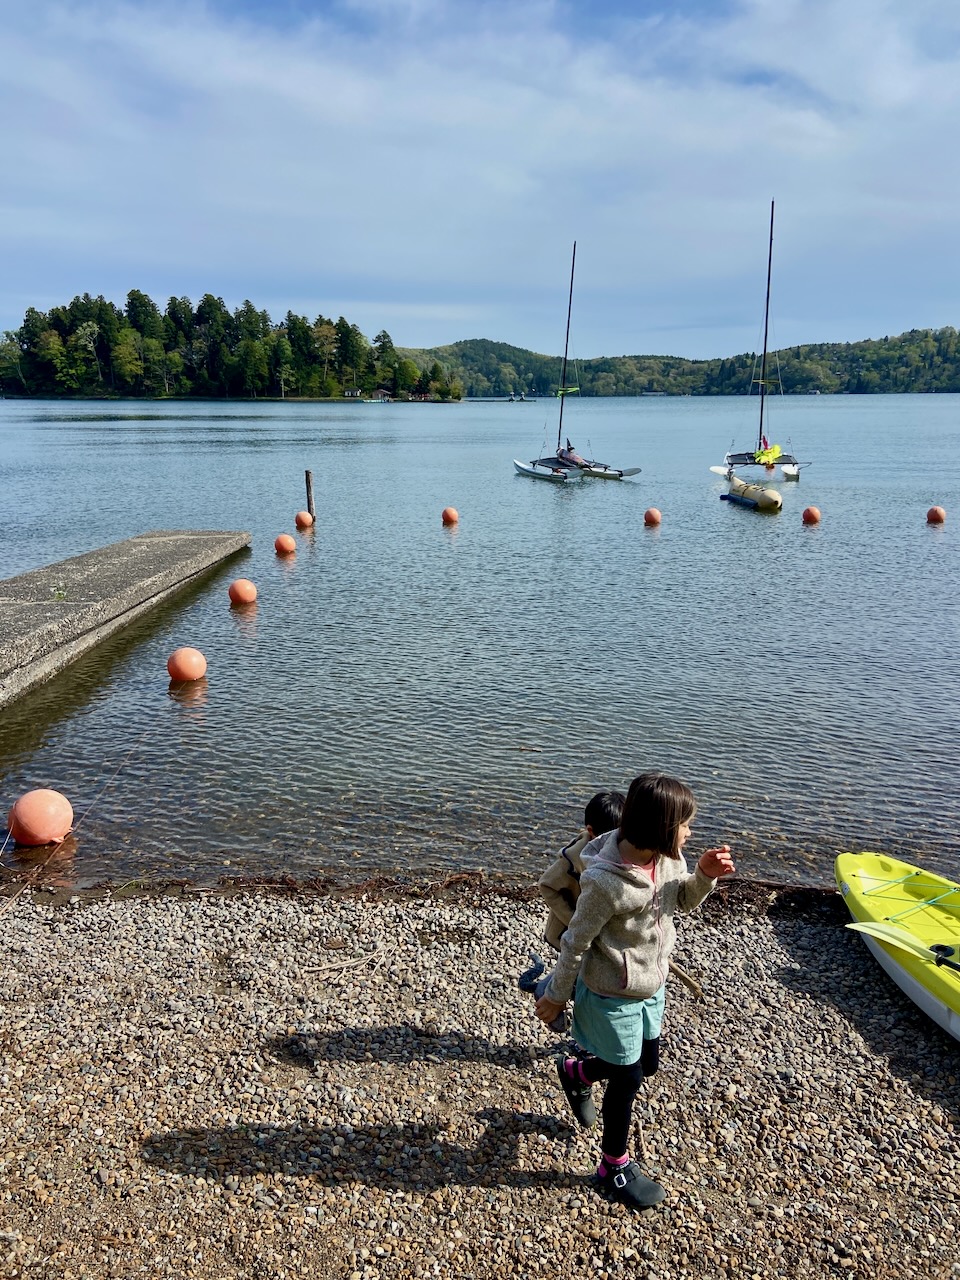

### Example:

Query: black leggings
xmin=579 ymin=1038 xmax=659 ymax=1158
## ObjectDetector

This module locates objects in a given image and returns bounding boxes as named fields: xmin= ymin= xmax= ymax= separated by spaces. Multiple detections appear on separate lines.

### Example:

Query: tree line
xmin=0 ymin=291 xmax=461 ymax=400
xmin=413 ymin=327 xmax=960 ymax=397
xmin=2 ymin=290 xmax=958 ymax=399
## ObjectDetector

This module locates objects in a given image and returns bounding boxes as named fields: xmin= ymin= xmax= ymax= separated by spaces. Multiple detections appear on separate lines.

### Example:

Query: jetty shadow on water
xmin=763 ymin=888 xmax=960 ymax=1121
xmin=0 ymin=561 xmax=236 ymax=764
xmin=142 ymin=1107 xmax=582 ymax=1192
xmin=265 ymin=1025 xmax=556 ymax=1071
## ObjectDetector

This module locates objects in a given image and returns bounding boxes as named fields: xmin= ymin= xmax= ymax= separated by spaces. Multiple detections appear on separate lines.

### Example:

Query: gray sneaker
xmin=555 ymin=1056 xmax=597 ymax=1129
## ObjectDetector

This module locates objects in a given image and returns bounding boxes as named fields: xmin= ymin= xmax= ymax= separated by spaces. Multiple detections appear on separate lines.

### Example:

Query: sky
xmin=3 ymin=0 xmax=960 ymax=359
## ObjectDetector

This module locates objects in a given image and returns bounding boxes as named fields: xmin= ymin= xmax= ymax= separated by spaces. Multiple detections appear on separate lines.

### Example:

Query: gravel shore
xmin=1 ymin=876 xmax=957 ymax=1280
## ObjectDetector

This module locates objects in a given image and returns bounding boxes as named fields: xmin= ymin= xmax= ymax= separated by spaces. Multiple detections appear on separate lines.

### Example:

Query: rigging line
xmin=860 ymin=872 xmax=918 ymax=893
xmin=861 ymin=872 xmax=960 ymax=898
xmin=881 ymin=890 xmax=960 ymax=922
xmin=859 ymin=896 xmax=960 ymax=917
xmin=557 ymin=241 xmax=577 ymax=453
xmin=757 ymin=198 xmax=775 ymax=453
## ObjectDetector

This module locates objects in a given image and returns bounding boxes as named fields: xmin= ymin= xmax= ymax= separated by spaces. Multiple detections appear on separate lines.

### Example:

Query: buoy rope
xmin=0 ymin=840 xmax=68 ymax=919
xmin=72 ymin=717 xmax=162 ymax=836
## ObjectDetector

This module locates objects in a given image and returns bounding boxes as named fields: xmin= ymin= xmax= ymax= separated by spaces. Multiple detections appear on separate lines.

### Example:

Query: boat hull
xmin=519 ymin=454 xmax=638 ymax=481
xmin=578 ymin=463 xmax=641 ymax=480
xmin=835 ymin=852 xmax=960 ymax=1042
xmin=513 ymin=459 xmax=579 ymax=482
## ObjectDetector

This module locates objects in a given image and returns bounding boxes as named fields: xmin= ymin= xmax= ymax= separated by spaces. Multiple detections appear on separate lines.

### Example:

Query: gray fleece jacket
xmin=542 ymin=828 xmax=717 ymax=1004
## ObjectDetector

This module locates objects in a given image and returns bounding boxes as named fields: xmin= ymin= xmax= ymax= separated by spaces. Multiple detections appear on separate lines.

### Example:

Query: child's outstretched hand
xmin=535 ymin=994 xmax=567 ymax=1026
xmin=698 ymin=845 xmax=735 ymax=879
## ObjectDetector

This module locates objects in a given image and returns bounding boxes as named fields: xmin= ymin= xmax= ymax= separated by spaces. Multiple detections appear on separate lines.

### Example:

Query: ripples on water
xmin=1 ymin=396 xmax=958 ymax=889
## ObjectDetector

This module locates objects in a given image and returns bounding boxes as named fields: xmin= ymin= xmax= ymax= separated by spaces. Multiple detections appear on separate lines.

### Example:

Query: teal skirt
xmin=571 ymin=974 xmax=666 ymax=1065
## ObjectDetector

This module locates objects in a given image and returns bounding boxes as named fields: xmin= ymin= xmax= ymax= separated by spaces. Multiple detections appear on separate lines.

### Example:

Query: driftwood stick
xmin=668 ymin=959 xmax=705 ymax=999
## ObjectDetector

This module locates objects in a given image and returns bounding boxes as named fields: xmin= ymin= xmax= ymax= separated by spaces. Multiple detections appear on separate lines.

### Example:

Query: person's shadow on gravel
xmin=264 ymin=1025 xmax=559 ymax=1071
xmin=142 ymin=1106 xmax=583 ymax=1191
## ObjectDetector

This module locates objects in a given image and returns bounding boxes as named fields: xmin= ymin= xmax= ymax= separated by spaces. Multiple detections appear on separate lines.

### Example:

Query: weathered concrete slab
xmin=0 ymin=530 xmax=251 ymax=710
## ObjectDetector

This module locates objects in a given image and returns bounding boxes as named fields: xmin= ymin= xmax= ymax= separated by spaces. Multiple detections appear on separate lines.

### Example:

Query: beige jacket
xmin=537 ymin=828 xmax=592 ymax=951
xmin=543 ymin=828 xmax=717 ymax=1004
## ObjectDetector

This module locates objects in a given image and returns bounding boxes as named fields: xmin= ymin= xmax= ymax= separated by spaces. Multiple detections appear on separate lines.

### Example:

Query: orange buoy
xmin=927 ymin=506 xmax=946 ymax=525
xmin=802 ymin=506 xmax=821 ymax=525
xmin=7 ymin=788 xmax=74 ymax=846
xmin=166 ymin=647 xmax=207 ymax=682
xmin=643 ymin=508 xmax=662 ymax=527
xmin=295 ymin=511 xmax=314 ymax=530
xmin=275 ymin=533 xmax=296 ymax=555
xmin=228 ymin=578 xmax=257 ymax=605
xmin=441 ymin=507 xmax=459 ymax=526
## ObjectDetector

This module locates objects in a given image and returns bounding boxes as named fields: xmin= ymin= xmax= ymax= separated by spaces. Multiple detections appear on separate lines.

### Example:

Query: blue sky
xmin=3 ymin=0 xmax=959 ymax=358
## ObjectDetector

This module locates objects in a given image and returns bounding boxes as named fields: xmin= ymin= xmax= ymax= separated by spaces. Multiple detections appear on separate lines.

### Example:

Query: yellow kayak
xmin=835 ymin=852 xmax=960 ymax=1042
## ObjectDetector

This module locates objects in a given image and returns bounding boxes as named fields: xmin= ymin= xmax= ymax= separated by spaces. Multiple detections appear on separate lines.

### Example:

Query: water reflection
xmin=228 ymin=602 xmax=259 ymax=638
xmin=10 ymin=835 xmax=78 ymax=887
xmin=167 ymin=677 xmax=209 ymax=708
xmin=0 ymin=569 xmax=230 ymax=765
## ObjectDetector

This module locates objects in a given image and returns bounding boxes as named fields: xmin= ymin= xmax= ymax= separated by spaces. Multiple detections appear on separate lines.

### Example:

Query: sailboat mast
xmin=757 ymin=200 xmax=774 ymax=452
xmin=557 ymin=241 xmax=576 ymax=452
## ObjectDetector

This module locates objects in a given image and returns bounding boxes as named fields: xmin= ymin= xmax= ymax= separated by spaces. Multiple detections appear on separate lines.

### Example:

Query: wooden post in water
xmin=305 ymin=470 xmax=316 ymax=521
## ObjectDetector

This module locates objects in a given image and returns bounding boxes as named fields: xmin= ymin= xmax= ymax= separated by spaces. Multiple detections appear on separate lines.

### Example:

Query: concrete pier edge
xmin=0 ymin=530 xmax=251 ymax=710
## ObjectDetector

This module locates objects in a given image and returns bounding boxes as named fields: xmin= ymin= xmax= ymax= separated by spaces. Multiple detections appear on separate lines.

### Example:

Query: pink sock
xmin=563 ymin=1057 xmax=590 ymax=1085
xmin=599 ymin=1152 xmax=630 ymax=1176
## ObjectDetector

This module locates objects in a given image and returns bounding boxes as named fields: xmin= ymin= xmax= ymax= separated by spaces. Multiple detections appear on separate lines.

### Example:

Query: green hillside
xmin=402 ymin=328 xmax=960 ymax=397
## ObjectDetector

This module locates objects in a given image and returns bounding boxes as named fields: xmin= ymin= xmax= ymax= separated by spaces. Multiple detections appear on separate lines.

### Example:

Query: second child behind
xmin=538 ymin=790 xmax=625 ymax=951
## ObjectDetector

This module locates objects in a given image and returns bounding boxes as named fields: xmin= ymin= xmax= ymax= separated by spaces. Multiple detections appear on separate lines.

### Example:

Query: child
xmin=518 ymin=791 xmax=625 ymax=1033
xmin=535 ymin=771 xmax=734 ymax=1208
xmin=538 ymin=790 xmax=625 ymax=951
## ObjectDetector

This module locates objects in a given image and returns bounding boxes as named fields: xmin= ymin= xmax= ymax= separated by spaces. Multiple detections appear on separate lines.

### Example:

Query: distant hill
xmin=399 ymin=328 xmax=960 ymax=397
xmin=3 ymin=287 xmax=957 ymax=399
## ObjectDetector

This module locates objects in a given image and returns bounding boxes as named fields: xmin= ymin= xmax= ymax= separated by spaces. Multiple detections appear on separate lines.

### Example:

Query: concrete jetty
xmin=0 ymin=530 xmax=250 ymax=710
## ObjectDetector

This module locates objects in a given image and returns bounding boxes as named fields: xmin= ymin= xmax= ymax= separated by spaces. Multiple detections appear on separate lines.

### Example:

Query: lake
xmin=1 ymin=394 xmax=958 ymax=890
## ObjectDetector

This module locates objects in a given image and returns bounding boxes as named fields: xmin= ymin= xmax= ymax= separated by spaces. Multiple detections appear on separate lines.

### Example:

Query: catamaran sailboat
xmin=514 ymin=243 xmax=640 ymax=483
xmin=712 ymin=201 xmax=807 ymax=496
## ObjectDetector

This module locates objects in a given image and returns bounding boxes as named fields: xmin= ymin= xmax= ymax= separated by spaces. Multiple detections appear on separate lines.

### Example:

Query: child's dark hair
xmin=584 ymin=790 xmax=625 ymax=836
xmin=619 ymin=773 xmax=696 ymax=859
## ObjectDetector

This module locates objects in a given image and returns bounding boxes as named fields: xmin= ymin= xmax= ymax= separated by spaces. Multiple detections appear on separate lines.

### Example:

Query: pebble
xmin=0 ymin=882 xmax=958 ymax=1279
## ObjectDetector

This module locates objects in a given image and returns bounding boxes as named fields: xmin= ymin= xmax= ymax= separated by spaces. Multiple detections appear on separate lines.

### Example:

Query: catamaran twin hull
xmin=513 ymin=458 xmax=576 ymax=482
xmin=514 ymin=455 xmax=641 ymax=482
xmin=722 ymin=450 xmax=803 ymax=480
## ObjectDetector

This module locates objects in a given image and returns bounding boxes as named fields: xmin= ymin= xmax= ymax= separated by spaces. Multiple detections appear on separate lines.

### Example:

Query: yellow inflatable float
xmin=720 ymin=473 xmax=782 ymax=513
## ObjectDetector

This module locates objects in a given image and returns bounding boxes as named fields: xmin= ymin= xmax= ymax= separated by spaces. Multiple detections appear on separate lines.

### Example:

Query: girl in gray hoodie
xmin=535 ymin=772 xmax=734 ymax=1208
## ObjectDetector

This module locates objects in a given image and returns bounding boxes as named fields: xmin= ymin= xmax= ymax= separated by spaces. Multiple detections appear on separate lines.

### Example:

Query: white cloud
xmin=2 ymin=0 xmax=959 ymax=356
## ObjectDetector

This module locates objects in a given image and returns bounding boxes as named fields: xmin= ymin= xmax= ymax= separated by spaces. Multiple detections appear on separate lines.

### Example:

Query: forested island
xmin=1 ymin=289 xmax=959 ymax=399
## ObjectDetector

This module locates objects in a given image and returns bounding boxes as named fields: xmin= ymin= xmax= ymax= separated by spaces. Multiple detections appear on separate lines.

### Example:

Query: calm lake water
xmin=1 ymin=395 xmax=958 ymax=890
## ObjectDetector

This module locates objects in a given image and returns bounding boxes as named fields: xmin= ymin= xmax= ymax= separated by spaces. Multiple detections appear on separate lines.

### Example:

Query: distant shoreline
xmin=3 ymin=388 xmax=957 ymax=402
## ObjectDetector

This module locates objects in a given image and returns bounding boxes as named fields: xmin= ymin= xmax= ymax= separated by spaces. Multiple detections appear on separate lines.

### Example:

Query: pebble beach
xmin=1 ymin=875 xmax=957 ymax=1280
